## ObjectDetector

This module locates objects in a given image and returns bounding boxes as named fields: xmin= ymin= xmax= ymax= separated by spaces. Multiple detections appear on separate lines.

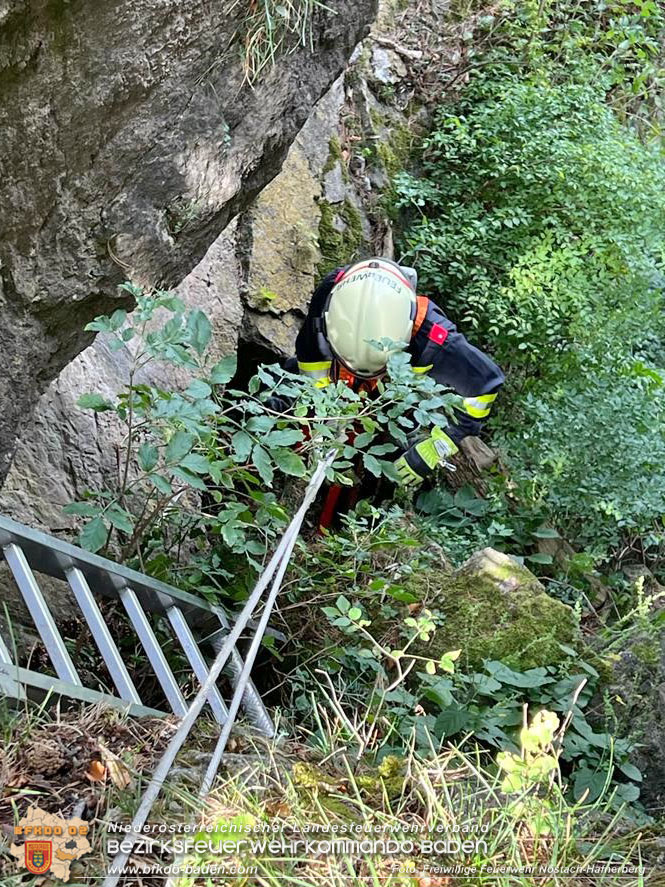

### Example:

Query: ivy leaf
xmin=618 ymin=761 xmax=642 ymax=782
xmin=77 ymin=393 xmax=114 ymax=412
xmin=79 ymin=516 xmax=108 ymax=553
xmin=614 ymin=782 xmax=640 ymax=803
xmin=138 ymin=443 xmax=159 ymax=472
xmin=211 ymin=355 xmax=238 ymax=385
xmin=435 ymin=707 xmax=470 ymax=737
xmin=573 ymin=766 xmax=607 ymax=802
xmin=271 ymin=449 xmax=306 ymax=477
xmin=484 ymin=661 xmax=552 ymax=687
xmin=165 ymin=431 xmax=194 ymax=464
xmin=527 ymin=553 xmax=554 ymax=565
xmin=252 ymin=445 xmax=274 ymax=486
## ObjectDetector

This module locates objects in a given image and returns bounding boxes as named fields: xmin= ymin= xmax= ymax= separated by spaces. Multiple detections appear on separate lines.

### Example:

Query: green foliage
xmin=396 ymin=78 xmax=665 ymax=372
xmin=285 ymin=507 xmax=642 ymax=810
xmin=68 ymin=285 xmax=456 ymax=599
xmin=395 ymin=0 xmax=665 ymax=564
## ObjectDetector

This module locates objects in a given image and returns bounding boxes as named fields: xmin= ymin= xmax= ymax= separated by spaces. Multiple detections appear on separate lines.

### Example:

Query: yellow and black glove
xmin=394 ymin=427 xmax=458 ymax=488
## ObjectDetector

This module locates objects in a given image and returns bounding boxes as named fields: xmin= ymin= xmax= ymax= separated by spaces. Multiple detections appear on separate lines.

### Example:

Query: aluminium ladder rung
xmin=119 ymin=587 xmax=188 ymax=717
xmin=4 ymin=542 xmax=82 ymax=686
xmin=65 ymin=567 xmax=142 ymax=705
xmin=0 ymin=514 xmax=276 ymax=737
xmin=166 ymin=606 xmax=228 ymax=726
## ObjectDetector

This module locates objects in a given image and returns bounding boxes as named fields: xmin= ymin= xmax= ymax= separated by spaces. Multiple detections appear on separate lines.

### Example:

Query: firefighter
xmin=290 ymin=257 xmax=505 ymax=487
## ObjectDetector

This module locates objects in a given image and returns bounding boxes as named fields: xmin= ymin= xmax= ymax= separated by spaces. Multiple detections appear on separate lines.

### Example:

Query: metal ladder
xmin=0 ymin=514 xmax=274 ymax=736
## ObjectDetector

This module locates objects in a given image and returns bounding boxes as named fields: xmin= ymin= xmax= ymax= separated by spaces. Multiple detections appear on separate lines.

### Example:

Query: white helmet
xmin=324 ymin=258 xmax=418 ymax=378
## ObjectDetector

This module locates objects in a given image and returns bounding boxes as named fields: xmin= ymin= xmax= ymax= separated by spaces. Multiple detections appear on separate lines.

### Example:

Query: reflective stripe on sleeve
xmin=462 ymin=392 xmax=497 ymax=419
xmin=298 ymin=360 xmax=332 ymax=387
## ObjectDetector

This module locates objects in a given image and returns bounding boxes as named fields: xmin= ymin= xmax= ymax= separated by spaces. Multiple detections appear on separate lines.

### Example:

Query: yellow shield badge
xmin=25 ymin=841 xmax=52 ymax=874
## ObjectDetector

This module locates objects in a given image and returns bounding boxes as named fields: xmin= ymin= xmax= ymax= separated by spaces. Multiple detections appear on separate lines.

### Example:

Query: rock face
xmin=0 ymin=79 xmax=346 ymax=529
xmin=0 ymin=0 xmax=376 ymax=482
xmin=0 ymin=0 xmax=464 ymax=532
xmin=412 ymin=548 xmax=577 ymax=670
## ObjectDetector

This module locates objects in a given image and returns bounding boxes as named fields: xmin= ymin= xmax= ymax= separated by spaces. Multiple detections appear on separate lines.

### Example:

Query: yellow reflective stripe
xmin=298 ymin=361 xmax=333 ymax=372
xmin=412 ymin=364 xmax=433 ymax=374
xmin=298 ymin=360 xmax=332 ymax=387
xmin=462 ymin=392 xmax=497 ymax=419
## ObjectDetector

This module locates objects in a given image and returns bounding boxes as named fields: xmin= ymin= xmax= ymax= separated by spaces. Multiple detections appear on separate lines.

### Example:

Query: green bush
xmin=396 ymin=79 xmax=665 ymax=374
xmin=394 ymin=10 xmax=665 ymax=561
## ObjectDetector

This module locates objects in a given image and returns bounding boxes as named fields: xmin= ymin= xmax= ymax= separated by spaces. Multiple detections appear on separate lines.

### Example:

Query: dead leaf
xmin=265 ymin=800 xmax=290 ymax=817
xmin=86 ymin=760 xmax=106 ymax=783
xmin=98 ymin=742 xmax=133 ymax=789
xmin=106 ymin=758 xmax=132 ymax=790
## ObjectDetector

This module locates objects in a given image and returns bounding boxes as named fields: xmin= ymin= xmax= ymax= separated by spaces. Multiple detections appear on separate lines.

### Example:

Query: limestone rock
xmin=410 ymin=548 xmax=577 ymax=670
xmin=323 ymin=162 xmax=347 ymax=204
xmin=240 ymin=76 xmax=346 ymax=323
xmin=0 ymin=0 xmax=377 ymax=482
xmin=370 ymin=47 xmax=408 ymax=84
xmin=0 ymin=224 xmax=243 ymax=530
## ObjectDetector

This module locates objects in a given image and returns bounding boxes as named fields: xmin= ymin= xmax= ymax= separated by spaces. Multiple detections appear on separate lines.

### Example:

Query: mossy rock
xmin=318 ymin=198 xmax=365 ymax=275
xmin=406 ymin=548 xmax=578 ymax=670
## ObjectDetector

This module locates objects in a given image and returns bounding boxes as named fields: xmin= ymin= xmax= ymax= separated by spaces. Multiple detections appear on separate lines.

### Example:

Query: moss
xmin=376 ymin=122 xmax=415 ymax=177
xmin=292 ymin=762 xmax=361 ymax=822
xmin=404 ymin=550 xmax=578 ymax=671
xmin=318 ymin=198 xmax=364 ymax=275
xmin=631 ymin=637 xmax=660 ymax=667
xmin=356 ymin=755 xmax=405 ymax=801
xmin=292 ymin=762 xmax=338 ymax=791
xmin=324 ymin=136 xmax=343 ymax=173
xmin=323 ymin=135 xmax=350 ymax=184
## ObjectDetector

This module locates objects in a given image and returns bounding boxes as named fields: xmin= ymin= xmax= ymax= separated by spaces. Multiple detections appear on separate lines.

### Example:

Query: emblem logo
xmin=25 ymin=840 xmax=52 ymax=874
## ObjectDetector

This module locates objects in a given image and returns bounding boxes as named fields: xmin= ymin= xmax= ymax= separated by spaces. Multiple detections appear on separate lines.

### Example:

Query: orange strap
xmin=335 ymin=364 xmax=381 ymax=393
xmin=412 ymin=295 xmax=429 ymax=338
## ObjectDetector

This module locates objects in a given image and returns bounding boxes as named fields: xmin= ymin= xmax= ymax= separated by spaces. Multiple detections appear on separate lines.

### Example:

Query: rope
xmin=102 ymin=451 xmax=335 ymax=887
